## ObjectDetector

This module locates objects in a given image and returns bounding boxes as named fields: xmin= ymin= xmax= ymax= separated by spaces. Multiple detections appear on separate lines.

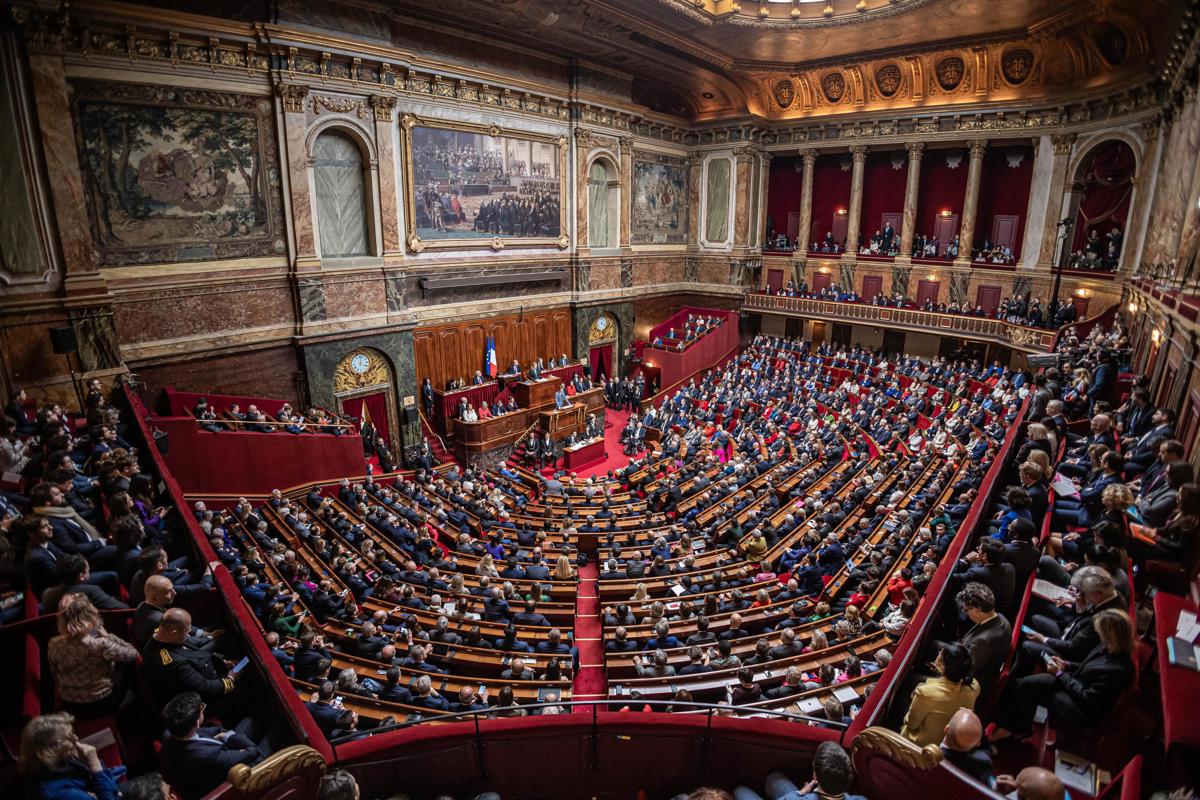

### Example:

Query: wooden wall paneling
xmin=414 ymin=309 xmax=572 ymax=389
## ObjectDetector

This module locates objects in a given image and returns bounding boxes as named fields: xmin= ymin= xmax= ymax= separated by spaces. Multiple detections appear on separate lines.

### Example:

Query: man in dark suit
xmin=30 ymin=483 xmax=118 ymax=571
xmin=956 ymin=582 xmax=1011 ymax=699
xmin=305 ymin=681 xmax=344 ymax=736
xmin=1137 ymin=438 xmax=1185 ymax=500
xmin=21 ymin=515 xmax=118 ymax=601
xmin=42 ymin=554 xmax=128 ymax=611
xmin=951 ymin=539 xmax=1015 ymax=616
xmin=1123 ymin=408 xmax=1176 ymax=475
xmin=1016 ymin=566 xmax=1124 ymax=674
xmin=1002 ymin=518 xmax=1041 ymax=591
xmin=132 ymin=575 xmax=214 ymax=651
xmin=160 ymin=691 xmax=265 ymax=800
xmin=293 ymin=631 xmax=334 ymax=683
xmin=1118 ymin=388 xmax=1155 ymax=441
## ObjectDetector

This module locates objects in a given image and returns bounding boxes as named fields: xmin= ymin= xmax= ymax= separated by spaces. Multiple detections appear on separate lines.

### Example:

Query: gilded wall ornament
xmin=821 ymin=72 xmax=846 ymax=103
xmin=772 ymin=79 xmax=795 ymax=109
xmin=935 ymin=56 xmax=965 ymax=91
xmin=875 ymin=64 xmax=901 ymax=98
xmin=1001 ymin=48 xmax=1035 ymax=85
xmin=334 ymin=348 xmax=391 ymax=393
xmin=589 ymin=313 xmax=618 ymax=343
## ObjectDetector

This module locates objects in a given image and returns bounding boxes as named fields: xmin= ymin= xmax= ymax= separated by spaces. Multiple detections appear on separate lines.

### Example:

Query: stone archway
xmin=333 ymin=347 xmax=399 ymax=454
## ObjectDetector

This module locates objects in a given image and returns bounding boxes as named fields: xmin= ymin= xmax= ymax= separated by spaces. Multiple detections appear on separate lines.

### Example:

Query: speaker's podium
xmin=511 ymin=376 xmax=560 ymax=409
xmin=540 ymin=403 xmax=583 ymax=438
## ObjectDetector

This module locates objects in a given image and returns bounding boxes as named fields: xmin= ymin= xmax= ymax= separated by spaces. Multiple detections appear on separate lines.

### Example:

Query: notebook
xmin=1055 ymin=751 xmax=1098 ymax=796
xmin=1167 ymin=637 xmax=1200 ymax=672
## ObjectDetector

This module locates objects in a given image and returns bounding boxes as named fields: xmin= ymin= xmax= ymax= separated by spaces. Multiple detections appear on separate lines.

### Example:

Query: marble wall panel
xmin=322 ymin=274 xmax=387 ymax=321
xmin=135 ymin=344 xmax=302 ymax=401
xmin=590 ymin=262 xmax=622 ymax=291
xmin=112 ymin=281 xmax=294 ymax=345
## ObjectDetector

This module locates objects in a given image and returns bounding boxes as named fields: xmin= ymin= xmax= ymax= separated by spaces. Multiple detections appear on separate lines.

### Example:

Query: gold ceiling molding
xmin=659 ymin=0 xmax=938 ymax=26
xmin=754 ymin=21 xmax=1150 ymax=120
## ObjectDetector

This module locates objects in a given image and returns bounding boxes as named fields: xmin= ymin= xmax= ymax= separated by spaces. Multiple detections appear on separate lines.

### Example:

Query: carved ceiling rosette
xmin=935 ymin=56 xmax=965 ymax=91
xmin=1001 ymin=48 xmax=1035 ymax=85
xmin=772 ymin=78 xmax=795 ymax=109
xmin=874 ymin=64 xmax=902 ymax=98
xmin=821 ymin=71 xmax=847 ymax=104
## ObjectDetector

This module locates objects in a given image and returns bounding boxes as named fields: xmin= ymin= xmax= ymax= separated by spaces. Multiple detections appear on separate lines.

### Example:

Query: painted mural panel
xmin=704 ymin=157 xmax=731 ymax=244
xmin=406 ymin=122 xmax=563 ymax=244
xmin=71 ymin=81 xmax=285 ymax=266
xmin=631 ymin=157 xmax=688 ymax=244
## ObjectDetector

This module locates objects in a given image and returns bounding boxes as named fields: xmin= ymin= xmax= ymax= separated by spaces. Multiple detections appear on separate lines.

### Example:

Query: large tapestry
xmin=71 ymin=81 xmax=284 ymax=266
xmin=631 ymin=157 xmax=688 ymax=244
xmin=406 ymin=121 xmax=563 ymax=245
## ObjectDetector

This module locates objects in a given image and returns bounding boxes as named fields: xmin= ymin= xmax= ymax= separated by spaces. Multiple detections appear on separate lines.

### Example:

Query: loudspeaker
xmin=404 ymin=407 xmax=418 ymax=427
xmin=49 ymin=326 xmax=78 ymax=355
xmin=153 ymin=428 xmax=169 ymax=456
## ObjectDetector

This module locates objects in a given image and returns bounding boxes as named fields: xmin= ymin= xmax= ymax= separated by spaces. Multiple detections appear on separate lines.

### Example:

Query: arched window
xmin=588 ymin=159 xmax=618 ymax=249
xmin=313 ymin=131 xmax=369 ymax=258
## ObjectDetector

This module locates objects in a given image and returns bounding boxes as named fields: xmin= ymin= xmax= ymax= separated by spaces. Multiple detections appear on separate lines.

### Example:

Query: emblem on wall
xmin=1001 ymin=48 xmax=1035 ymax=85
xmin=935 ymin=56 xmax=965 ymax=91
xmin=875 ymin=65 xmax=902 ymax=98
xmin=821 ymin=72 xmax=846 ymax=103
xmin=772 ymin=79 xmax=795 ymax=109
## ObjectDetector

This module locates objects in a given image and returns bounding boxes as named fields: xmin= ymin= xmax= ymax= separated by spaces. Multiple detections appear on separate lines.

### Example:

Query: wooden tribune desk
xmin=512 ymin=377 xmax=561 ymax=409
xmin=563 ymin=437 xmax=605 ymax=470
xmin=540 ymin=403 xmax=583 ymax=438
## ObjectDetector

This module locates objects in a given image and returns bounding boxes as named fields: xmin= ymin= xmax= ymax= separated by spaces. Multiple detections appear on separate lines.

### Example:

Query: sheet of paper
xmin=1176 ymin=610 xmax=1200 ymax=642
xmin=1051 ymin=472 xmax=1081 ymax=499
xmin=1032 ymin=579 xmax=1073 ymax=603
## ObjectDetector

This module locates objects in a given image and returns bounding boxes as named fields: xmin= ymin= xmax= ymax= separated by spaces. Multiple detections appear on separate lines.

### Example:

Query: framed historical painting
xmin=631 ymin=155 xmax=689 ymax=245
xmin=400 ymin=115 xmax=568 ymax=252
xmin=70 ymin=80 xmax=285 ymax=266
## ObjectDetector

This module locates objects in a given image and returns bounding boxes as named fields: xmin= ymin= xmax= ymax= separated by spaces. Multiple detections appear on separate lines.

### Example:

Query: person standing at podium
xmin=554 ymin=385 xmax=571 ymax=410
xmin=528 ymin=361 xmax=542 ymax=381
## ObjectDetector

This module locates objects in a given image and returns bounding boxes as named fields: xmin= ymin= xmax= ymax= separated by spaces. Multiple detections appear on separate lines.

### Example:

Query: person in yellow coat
xmin=900 ymin=642 xmax=980 ymax=746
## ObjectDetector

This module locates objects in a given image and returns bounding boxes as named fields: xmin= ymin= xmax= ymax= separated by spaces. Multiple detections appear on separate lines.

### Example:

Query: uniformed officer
xmin=141 ymin=607 xmax=242 ymax=712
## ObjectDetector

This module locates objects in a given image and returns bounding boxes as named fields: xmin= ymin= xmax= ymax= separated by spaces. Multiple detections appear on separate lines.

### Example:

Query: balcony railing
xmin=744 ymin=292 xmax=1057 ymax=352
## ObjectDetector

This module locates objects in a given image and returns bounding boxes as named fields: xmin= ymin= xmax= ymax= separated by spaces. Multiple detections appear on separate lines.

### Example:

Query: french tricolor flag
xmin=485 ymin=336 xmax=497 ymax=378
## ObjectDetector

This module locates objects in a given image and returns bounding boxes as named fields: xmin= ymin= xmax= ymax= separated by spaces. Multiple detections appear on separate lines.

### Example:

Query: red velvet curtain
xmin=766 ymin=156 xmax=804 ymax=240
xmin=859 ymin=151 xmax=908 ymax=243
xmin=357 ymin=392 xmax=390 ymax=447
xmin=590 ymin=344 xmax=613 ymax=381
xmin=1072 ymin=140 xmax=1135 ymax=251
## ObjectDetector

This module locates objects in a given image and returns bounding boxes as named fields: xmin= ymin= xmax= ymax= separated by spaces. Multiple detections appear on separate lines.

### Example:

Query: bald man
xmin=995 ymin=767 xmax=1065 ymax=800
xmin=141 ymin=607 xmax=240 ymax=710
xmin=939 ymin=709 xmax=993 ymax=786
xmin=131 ymin=575 xmax=215 ymax=651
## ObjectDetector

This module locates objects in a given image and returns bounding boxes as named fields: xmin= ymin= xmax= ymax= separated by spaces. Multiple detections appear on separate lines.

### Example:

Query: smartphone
xmin=478 ymin=684 xmax=486 ymax=694
xmin=1041 ymin=651 xmax=1055 ymax=666
xmin=1020 ymin=625 xmax=1037 ymax=636
xmin=230 ymin=656 xmax=250 ymax=674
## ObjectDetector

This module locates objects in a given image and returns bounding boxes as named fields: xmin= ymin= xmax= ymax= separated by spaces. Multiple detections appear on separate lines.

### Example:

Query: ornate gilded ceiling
xmin=379 ymin=0 xmax=1168 ymax=122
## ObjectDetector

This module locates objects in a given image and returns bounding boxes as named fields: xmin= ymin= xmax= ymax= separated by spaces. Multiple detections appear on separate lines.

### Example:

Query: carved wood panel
xmin=413 ymin=309 xmax=572 ymax=389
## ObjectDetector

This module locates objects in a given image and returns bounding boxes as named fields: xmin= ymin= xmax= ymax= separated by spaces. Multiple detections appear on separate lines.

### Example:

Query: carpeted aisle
xmin=570 ymin=562 xmax=606 ymax=712
xmin=572 ymin=407 xmax=636 ymax=480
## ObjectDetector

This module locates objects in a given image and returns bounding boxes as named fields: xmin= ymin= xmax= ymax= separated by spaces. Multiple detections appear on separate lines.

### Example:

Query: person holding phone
xmin=141 ymin=607 xmax=245 ymax=713
xmin=160 ymin=691 xmax=266 ymax=800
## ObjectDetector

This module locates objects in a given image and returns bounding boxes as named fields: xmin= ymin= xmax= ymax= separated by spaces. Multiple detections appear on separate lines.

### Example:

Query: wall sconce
xmin=1151 ymin=329 xmax=1162 ymax=345
xmin=819 ymin=267 xmax=830 ymax=274
xmin=926 ymin=274 xmax=936 ymax=281
xmin=1128 ymin=301 xmax=1138 ymax=314
xmin=1074 ymin=288 xmax=1088 ymax=298
xmin=836 ymin=208 xmax=847 ymax=216
xmin=940 ymin=210 xmax=952 ymax=217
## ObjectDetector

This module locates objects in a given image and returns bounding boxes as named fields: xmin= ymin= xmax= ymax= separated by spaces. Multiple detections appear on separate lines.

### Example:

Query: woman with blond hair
xmin=552 ymin=554 xmax=575 ymax=581
xmin=20 ymin=712 xmax=125 ymax=799
xmin=474 ymin=553 xmax=499 ymax=578
xmin=628 ymin=582 xmax=650 ymax=603
xmin=993 ymin=609 xmax=1135 ymax=740
xmin=47 ymin=594 xmax=137 ymax=718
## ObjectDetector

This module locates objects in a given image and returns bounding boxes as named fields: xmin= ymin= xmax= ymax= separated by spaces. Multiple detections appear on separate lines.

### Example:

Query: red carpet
xmin=572 ymin=407 xmax=636 ymax=480
xmin=571 ymin=562 xmax=606 ymax=711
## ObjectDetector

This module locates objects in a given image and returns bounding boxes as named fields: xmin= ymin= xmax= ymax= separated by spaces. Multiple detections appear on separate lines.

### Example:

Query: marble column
xmin=732 ymin=146 xmax=756 ymax=252
xmin=794 ymin=149 xmax=817 ymax=262
xmin=1035 ymin=134 xmax=1076 ymax=269
xmin=278 ymin=83 xmax=318 ymax=270
xmin=955 ymin=140 xmax=987 ymax=266
xmin=897 ymin=142 xmax=924 ymax=264
xmin=1018 ymin=136 xmax=1051 ymax=269
xmin=843 ymin=145 xmax=868 ymax=260
xmin=619 ymin=136 xmax=634 ymax=250
xmin=759 ymin=152 xmax=772 ymax=251
xmin=687 ymin=151 xmax=704 ymax=249
xmin=575 ymin=129 xmax=592 ymax=253
xmin=28 ymin=54 xmax=106 ymax=296
xmin=370 ymin=95 xmax=402 ymax=258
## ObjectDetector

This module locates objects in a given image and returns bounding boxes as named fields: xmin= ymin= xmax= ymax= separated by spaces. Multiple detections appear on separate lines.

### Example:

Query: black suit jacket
xmin=161 ymin=728 xmax=263 ymax=800
xmin=1003 ymin=540 xmax=1041 ymax=590
xmin=1056 ymin=645 xmax=1135 ymax=725
xmin=961 ymin=613 xmax=1011 ymax=694
xmin=24 ymin=543 xmax=67 ymax=599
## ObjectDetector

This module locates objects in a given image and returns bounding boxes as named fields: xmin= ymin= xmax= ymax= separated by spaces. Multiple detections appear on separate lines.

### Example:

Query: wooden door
xmin=932 ymin=215 xmax=959 ymax=255
xmin=882 ymin=329 xmax=906 ymax=355
xmin=831 ymin=214 xmax=849 ymax=248
xmin=976 ymin=285 xmax=1002 ymax=316
xmin=766 ymin=268 xmax=785 ymax=293
xmin=991 ymin=214 xmax=1019 ymax=251
xmin=916 ymin=279 xmax=940 ymax=307
xmin=1072 ymin=297 xmax=1089 ymax=321
xmin=785 ymin=318 xmax=803 ymax=339
xmin=1159 ymin=364 xmax=1178 ymax=409
xmin=811 ymin=272 xmax=832 ymax=293
xmin=810 ymin=321 xmax=827 ymax=347
xmin=1184 ymin=390 xmax=1200 ymax=457
xmin=787 ymin=212 xmax=802 ymax=242
xmin=862 ymin=275 xmax=883 ymax=300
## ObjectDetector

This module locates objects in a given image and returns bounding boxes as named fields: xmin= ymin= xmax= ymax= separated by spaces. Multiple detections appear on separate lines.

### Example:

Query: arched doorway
xmin=333 ymin=348 xmax=398 ymax=452
xmin=588 ymin=313 xmax=618 ymax=381
xmin=1068 ymin=140 xmax=1136 ymax=270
